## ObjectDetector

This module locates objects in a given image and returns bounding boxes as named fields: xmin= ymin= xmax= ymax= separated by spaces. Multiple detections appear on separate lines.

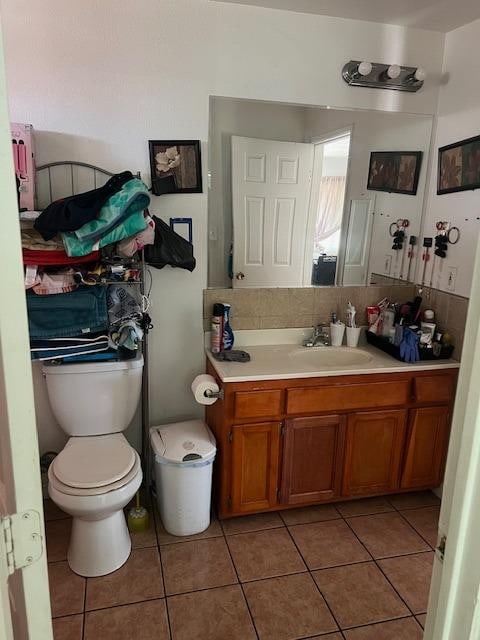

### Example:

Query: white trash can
xmin=150 ymin=420 xmax=216 ymax=536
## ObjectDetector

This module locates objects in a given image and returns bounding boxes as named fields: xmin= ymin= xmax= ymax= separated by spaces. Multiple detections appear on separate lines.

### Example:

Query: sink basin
xmin=290 ymin=347 xmax=373 ymax=368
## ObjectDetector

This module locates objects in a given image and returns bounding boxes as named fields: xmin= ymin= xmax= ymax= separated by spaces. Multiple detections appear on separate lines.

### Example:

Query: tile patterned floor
xmin=45 ymin=490 xmax=440 ymax=639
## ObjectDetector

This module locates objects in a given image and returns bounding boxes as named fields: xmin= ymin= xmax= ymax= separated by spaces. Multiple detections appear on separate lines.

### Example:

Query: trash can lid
xmin=150 ymin=420 xmax=216 ymax=464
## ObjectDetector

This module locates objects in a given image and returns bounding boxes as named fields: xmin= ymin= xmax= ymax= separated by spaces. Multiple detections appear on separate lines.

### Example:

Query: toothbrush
xmin=347 ymin=301 xmax=357 ymax=328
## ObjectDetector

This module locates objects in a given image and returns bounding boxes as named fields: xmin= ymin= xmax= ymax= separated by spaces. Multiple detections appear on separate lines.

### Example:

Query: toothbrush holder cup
xmin=346 ymin=326 xmax=362 ymax=348
xmin=330 ymin=322 xmax=346 ymax=347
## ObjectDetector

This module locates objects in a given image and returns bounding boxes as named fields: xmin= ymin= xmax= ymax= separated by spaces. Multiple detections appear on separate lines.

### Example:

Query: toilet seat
xmin=49 ymin=434 xmax=141 ymax=497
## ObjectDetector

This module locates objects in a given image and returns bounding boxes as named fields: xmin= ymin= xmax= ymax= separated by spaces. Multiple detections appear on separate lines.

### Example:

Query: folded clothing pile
xmin=28 ymin=284 xmax=146 ymax=362
xmin=27 ymin=286 xmax=109 ymax=340
xmin=60 ymin=178 xmax=150 ymax=257
xmin=24 ymin=172 xmax=155 ymax=363
xmin=34 ymin=171 xmax=134 ymax=240
xmin=22 ymin=171 xmax=154 ymax=293
xmin=29 ymin=173 xmax=151 ymax=259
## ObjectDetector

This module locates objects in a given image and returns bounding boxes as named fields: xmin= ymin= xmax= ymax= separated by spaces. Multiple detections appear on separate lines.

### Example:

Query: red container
xmin=366 ymin=305 xmax=380 ymax=327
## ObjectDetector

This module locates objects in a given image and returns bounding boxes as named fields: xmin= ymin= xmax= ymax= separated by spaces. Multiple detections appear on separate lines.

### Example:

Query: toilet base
xmin=68 ymin=509 xmax=132 ymax=577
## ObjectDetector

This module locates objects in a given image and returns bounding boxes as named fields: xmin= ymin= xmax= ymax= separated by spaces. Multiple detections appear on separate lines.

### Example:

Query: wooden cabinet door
xmin=342 ymin=410 xmax=407 ymax=497
xmin=230 ymin=422 xmax=281 ymax=514
xmin=401 ymin=406 xmax=450 ymax=490
xmin=280 ymin=415 xmax=346 ymax=505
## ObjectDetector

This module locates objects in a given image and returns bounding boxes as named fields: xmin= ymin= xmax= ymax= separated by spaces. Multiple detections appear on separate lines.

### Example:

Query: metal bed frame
xmin=35 ymin=161 xmax=151 ymax=487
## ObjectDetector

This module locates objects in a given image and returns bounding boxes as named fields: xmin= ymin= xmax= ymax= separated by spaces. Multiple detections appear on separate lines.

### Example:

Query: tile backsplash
xmin=204 ymin=285 xmax=469 ymax=358
xmin=415 ymin=286 xmax=469 ymax=357
xmin=204 ymin=285 xmax=415 ymax=330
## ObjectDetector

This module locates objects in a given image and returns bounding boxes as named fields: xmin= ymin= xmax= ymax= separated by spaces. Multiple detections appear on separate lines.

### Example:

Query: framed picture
xmin=367 ymin=151 xmax=422 ymax=196
xmin=437 ymin=135 xmax=480 ymax=195
xmin=149 ymin=140 xmax=202 ymax=195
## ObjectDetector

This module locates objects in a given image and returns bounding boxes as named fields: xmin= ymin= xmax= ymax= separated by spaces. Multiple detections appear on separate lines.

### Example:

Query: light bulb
xmin=387 ymin=64 xmax=401 ymax=79
xmin=414 ymin=67 xmax=426 ymax=82
xmin=358 ymin=61 xmax=372 ymax=76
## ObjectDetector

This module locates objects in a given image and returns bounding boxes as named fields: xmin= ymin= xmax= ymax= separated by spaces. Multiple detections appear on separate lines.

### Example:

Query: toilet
xmin=44 ymin=353 xmax=144 ymax=577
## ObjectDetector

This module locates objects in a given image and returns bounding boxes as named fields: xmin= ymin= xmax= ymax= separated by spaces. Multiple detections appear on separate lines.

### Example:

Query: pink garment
xmin=117 ymin=215 xmax=155 ymax=258
xmin=32 ymin=268 xmax=78 ymax=295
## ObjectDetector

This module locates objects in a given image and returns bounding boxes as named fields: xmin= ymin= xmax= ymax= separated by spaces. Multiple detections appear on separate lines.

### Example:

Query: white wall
xmin=421 ymin=18 xmax=480 ymax=298
xmin=209 ymin=97 xmax=307 ymax=288
xmin=322 ymin=153 xmax=349 ymax=177
xmin=0 ymin=0 xmax=445 ymax=452
xmin=304 ymin=108 xmax=433 ymax=282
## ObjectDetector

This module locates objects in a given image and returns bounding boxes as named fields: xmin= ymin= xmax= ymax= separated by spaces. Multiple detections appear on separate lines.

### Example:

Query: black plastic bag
xmin=145 ymin=216 xmax=196 ymax=272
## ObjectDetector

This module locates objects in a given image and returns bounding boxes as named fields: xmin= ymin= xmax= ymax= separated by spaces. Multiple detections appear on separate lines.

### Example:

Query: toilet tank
xmin=42 ymin=354 xmax=143 ymax=436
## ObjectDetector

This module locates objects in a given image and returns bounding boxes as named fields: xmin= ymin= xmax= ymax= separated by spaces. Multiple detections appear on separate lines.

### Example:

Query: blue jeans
xmin=26 ymin=286 xmax=108 ymax=339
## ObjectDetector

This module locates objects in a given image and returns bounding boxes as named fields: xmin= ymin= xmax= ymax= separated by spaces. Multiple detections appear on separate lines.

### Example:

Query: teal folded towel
xmin=62 ymin=178 xmax=150 ymax=257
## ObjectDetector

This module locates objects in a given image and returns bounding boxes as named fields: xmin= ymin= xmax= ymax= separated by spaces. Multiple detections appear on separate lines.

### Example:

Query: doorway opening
xmin=309 ymin=132 xmax=351 ymax=286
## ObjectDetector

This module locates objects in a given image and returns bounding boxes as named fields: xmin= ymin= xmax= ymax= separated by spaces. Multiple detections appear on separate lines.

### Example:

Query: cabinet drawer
xmin=413 ymin=375 xmax=455 ymax=404
xmin=286 ymin=380 xmax=410 ymax=415
xmin=234 ymin=389 xmax=284 ymax=420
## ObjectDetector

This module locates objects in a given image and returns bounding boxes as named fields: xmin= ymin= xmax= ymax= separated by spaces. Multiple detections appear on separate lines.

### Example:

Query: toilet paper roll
xmin=191 ymin=374 xmax=220 ymax=405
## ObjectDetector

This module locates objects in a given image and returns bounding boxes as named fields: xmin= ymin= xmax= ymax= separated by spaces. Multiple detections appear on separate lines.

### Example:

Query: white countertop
xmin=206 ymin=342 xmax=460 ymax=383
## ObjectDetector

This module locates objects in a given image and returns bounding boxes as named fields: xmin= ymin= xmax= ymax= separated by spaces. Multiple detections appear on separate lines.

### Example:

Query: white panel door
xmin=0 ymin=24 xmax=53 ymax=640
xmin=342 ymin=198 xmax=374 ymax=286
xmin=232 ymin=136 xmax=314 ymax=287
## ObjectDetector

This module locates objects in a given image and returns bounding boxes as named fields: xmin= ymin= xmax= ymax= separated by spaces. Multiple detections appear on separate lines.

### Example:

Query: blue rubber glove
xmin=399 ymin=328 xmax=420 ymax=363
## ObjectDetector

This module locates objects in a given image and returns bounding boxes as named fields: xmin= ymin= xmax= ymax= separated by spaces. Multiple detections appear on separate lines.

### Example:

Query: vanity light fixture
xmin=406 ymin=67 xmax=427 ymax=83
xmin=342 ymin=60 xmax=426 ymax=92
xmin=357 ymin=61 xmax=373 ymax=77
xmin=386 ymin=64 xmax=401 ymax=79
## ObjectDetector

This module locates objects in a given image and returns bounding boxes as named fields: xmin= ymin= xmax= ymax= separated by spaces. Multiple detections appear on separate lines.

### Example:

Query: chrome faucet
xmin=303 ymin=325 xmax=330 ymax=347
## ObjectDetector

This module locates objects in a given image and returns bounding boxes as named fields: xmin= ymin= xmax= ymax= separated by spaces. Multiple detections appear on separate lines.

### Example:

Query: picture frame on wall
xmin=149 ymin=140 xmax=202 ymax=195
xmin=437 ymin=134 xmax=480 ymax=195
xmin=367 ymin=151 xmax=422 ymax=196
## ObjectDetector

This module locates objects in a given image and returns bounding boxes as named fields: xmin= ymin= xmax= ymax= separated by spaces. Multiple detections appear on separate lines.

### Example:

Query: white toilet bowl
xmin=43 ymin=355 xmax=144 ymax=576
xmin=48 ymin=434 xmax=142 ymax=577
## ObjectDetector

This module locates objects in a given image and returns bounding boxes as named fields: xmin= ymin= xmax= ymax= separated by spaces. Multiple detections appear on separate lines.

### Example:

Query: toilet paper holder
xmin=204 ymin=388 xmax=224 ymax=400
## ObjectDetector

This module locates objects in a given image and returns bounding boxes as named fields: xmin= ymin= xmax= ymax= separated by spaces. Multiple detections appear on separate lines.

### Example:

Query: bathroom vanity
xmin=205 ymin=344 xmax=459 ymax=519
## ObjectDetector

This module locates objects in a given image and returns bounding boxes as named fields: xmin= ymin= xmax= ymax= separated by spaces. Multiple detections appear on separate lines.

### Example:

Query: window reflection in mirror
xmin=310 ymin=134 xmax=350 ymax=286
xmin=207 ymin=96 xmax=433 ymax=289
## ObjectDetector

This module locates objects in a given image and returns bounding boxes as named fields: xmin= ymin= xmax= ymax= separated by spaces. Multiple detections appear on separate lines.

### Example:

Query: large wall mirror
xmin=207 ymin=96 xmax=433 ymax=289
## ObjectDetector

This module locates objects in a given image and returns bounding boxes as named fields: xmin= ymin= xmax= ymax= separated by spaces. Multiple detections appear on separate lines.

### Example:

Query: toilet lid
xmin=52 ymin=434 xmax=136 ymax=489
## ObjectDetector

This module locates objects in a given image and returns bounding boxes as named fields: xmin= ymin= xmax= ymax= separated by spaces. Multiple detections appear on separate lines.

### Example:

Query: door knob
xmin=235 ymin=272 xmax=245 ymax=280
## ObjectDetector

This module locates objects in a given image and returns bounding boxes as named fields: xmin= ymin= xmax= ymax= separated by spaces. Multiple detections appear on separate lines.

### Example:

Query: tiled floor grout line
xmin=300 ymin=630 xmax=347 ymax=640
xmin=388 ymin=499 xmax=440 ymax=513
xmin=339 ymin=514 xmax=424 ymax=622
xmin=57 ymin=595 xmax=165 ymax=619
xmin=222 ymin=531 xmax=261 ymax=640
xmin=283 ymin=525 xmax=423 ymax=637
xmin=342 ymin=503 xmax=437 ymax=552
xmin=155 ymin=524 xmax=174 ymax=640
xmin=283 ymin=521 xmax=345 ymax=636
xmin=387 ymin=498 xmax=441 ymax=550
xmin=394 ymin=509 xmax=437 ymax=551
xmin=360 ymin=557 xmax=420 ymax=621
xmin=81 ymin=568 xmax=87 ymax=640
xmin=76 ymin=517 xmax=433 ymax=607
xmin=49 ymin=495 xmax=438 ymax=637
